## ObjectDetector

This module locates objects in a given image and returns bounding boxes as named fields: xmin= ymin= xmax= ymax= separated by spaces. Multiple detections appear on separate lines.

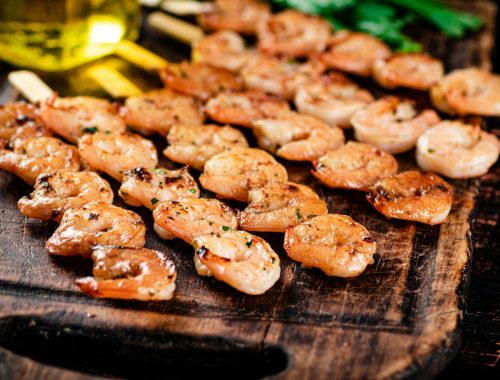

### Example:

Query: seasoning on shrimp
xmin=40 ymin=95 xmax=126 ymax=143
xmin=119 ymin=166 xmax=200 ymax=210
xmin=257 ymin=10 xmax=332 ymax=58
xmin=193 ymin=230 xmax=281 ymax=295
xmin=241 ymin=54 xmax=324 ymax=100
xmin=160 ymin=61 xmax=243 ymax=101
xmin=0 ymin=102 xmax=52 ymax=145
xmin=366 ymin=171 xmax=454 ymax=225
xmin=78 ymin=131 xmax=158 ymax=182
xmin=164 ymin=124 xmax=248 ymax=171
xmin=192 ymin=30 xmax=254 ymax=72
xmin=238 ymin=182 xmax=328 ymax=233
xmin=416 ymin=121 xmax=500 ymax=179
xmin=372 ymin=53 xmax=444 ymax=91
xmin=198 ymin=0 xmax=271 ymax=35
xmin=153 ymin=198 xmax=238 ymax=243
xmin=312 ymin=142 xmax=398 ymax=191
xmin=251 ymin=111 xmax=344 ymax=162
xmin=199 ymin=147 xmax=288 ymax=202
xmin=431 ymin=67 xmax=500 ymax=116
xmin=205 ymin=90 xmax=290 ymax=128
xmin=18 ymin=171 xmax=113 ymax=222
xmin=320 ymin=31 xmax=391 ymax=77
xmin=284 ymin=214 xmax=377 ymax=277
xmin=46 ymin=201 xmax=146 ymax=257
xmin=351 ymin=96 xmax=440 ymax=154
xmin=76 ymin=247 xmax=176 ymax=301
xmin=295 ymin=72 xmax=374 ymax=128
xmin=0 ymin=136 xmax=80 ymax=185
xmin=123 ymin=89 xmax=204 ymax=136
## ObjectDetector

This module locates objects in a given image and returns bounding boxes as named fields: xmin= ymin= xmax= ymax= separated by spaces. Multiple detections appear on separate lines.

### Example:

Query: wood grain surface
xmin=0 ymin=1 xmax=498 ymax=379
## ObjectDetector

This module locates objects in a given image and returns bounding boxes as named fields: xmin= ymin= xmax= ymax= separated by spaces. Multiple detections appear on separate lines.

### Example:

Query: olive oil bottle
xmin=0 ymin=0 xmax=140 ymax=71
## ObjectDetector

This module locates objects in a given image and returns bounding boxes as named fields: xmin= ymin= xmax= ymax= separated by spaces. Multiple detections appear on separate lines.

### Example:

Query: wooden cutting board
xmin=0 ymin=2 xmax=497 ymax=379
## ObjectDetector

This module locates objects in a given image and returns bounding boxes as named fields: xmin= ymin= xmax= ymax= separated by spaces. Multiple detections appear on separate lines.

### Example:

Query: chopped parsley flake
xmin=221 ymin=225 xmax=232 ymax=231
xmin=295 ymin=208 xmax=303 ymax=221
xmin=151 ymin=197 xmax=159 ymax=205
xmin=82 ymin=126 xmax=98 ymax=134
xmin=246 ymin=239 xmax=252 ymax=248
xmin=428 ymin=148 xmax=435 ymax=153
xmin=189 ymin=188 xmax=196 ymax=194
xmin=153 ymin=168 xmax=165 ymax=175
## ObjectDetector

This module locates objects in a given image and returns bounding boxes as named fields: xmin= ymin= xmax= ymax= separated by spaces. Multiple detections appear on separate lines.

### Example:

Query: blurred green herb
xmin=269 ymin=0 xmax=483 ymax=52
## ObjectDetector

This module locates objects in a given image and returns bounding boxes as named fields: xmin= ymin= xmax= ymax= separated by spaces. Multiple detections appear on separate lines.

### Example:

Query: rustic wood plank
xmin=0 ymin=1 xmax=497 ymax=378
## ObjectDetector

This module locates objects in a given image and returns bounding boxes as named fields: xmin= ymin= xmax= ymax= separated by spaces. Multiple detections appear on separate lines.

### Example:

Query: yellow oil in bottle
xmin=0 ymin=0 xmax=140 ymax=72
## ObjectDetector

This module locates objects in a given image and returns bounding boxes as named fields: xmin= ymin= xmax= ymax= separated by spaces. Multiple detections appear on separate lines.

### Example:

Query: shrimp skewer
xmin=46 ymin=201 xmax=146 ymax=257
xmin=257 ymin=10 xmax=332 ymax=58
xmin=153 ymin=198 xmax=238 ymax=243
xmin=252 ymin=111 xmax=344 ymax=162
xmin=76 ymin=247 xmax=176 ymax=301
xmin=205 ymin=90 xmax=290 ymax=128
xmin=0 ymin=136 xmax=80 ymax=185
xmin=431 ymin=68 xmax=500 ymax=116
xmin=18 ymin=171 xmax=113 ymax=222
xmin=78 ymin=131 xmax=158 ymax=182
xmin=366 ymin=171 xmax=453 ymax=225
xmin=193 ymin=230 xmax=281 ymax=295
xmin=123 ymin=89 xmax=204 ymax=136
xmin=295 ymin=72 xmax=373 ymax=128
xmin=416 ymin=121 xmax=500 ymax=179
xmin=372 ymin=53 xmax=444 ymax=91
xmin=40 ymin=96 xmax=126 ymax=143
xmin=284 ymin=214 xmax=377 ymax=277
xmin=312 ymin=142 xmax=398 ymax=191
xmin=200 ymin=147 xmax=288 ymax=202
xmin=164 ymin=124 xmax=248 ymax=171
xmin=351 ymin=96 xmax=440 ymax=154
xmin=238 ymin=182 xmax=328 ymax=233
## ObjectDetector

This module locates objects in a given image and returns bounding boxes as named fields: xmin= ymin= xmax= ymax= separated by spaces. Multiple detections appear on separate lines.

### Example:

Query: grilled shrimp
xmin=160 ymin=62 xmax=243 ymax=101
xmin=0 ymin=137 xmax=80 ymax=185
xmin=320 ymin=31 xmax=391 ymax=77
xmin=372 ymin=53 xmax=444 ymax=90
xmin=76 ymin=247 xmax=176 ymax=301
xmin=294 ymin=72 xmax=374 ymax=128
xmin=193 ymin=230 xmax=280 ymax=295
xmin=284 ymin=214 xmax=376 ymax=277
xmin=351 ymin=96 xmax=441 ymax=154
xmin=430 ymin=68 xmax=500 ymax=116
xmin=366 ymin=171 xmax=453 ymax=225
xmin=198 ymin=0 xmax=270 ymax=35
xmin=123 ymin=89 xmax=204 ymax=136
xmin=257 ymin=10 xmax=331 ymax=58
xmin=119 ymin=166 xmax=200 ymax=210
xmin=205 ymin=90 xmax=290 ymax=128
xmin=40 ymin=96 xmax=126 ymax=143
xmin=192 ymin=30 xmax=254 ymax=72
xmin=0 ymin=102 xmax=52 ymax=145
xmin=251 ymin=111 xmax=344 ymax=162
xmin=312 ymin=142 xmax=398 ymax=191
xmin=416 ymin=121 xmax=500 ymax=179
xmin=241 ymin=54 xmax=324 ymax=100
xmin=164 ymin=124 xmax=249 ymax=171
xmin=18 ymin=171 xmax=113 ymax=222
xmin=46 ymin=201 xmax=146 ymax=257
xmin=153 ymin=198 xmax=238 ymax=243
xmin=78 ymin=132 xmax=158 ymax=182
xmin=199 ymin=148 xmax=288 ymax=202
xmin=238 ymin=182 xmax=328 ymax=233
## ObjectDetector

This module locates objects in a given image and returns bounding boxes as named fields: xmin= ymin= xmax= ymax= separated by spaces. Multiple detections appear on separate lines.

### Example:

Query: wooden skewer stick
xmin=87 ymin=65 xmax=142 ymax=98
xmin=148 ymin=12 xmax=204 ymax=45
xmin=114 ymin=40 xmax=169 ymax=71
xmin=161 ymin=0 xmax=213 ymax=15
xmin=7 ymin=71 xmax=54 ymax=104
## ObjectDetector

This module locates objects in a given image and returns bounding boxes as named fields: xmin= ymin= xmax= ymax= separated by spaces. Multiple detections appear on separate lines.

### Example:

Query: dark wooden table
xmin=0 ymin=2 xmax=498 ymax=379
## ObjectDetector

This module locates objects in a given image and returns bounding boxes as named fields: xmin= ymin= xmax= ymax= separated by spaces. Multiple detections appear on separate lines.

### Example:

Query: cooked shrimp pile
xmin=1 ymin=1 xmax=499 ymax=301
